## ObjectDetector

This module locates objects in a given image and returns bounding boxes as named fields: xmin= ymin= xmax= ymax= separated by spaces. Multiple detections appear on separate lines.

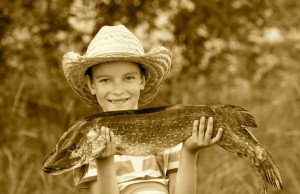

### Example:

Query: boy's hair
xmin=85 ymin=63 xmax=146 ymax=82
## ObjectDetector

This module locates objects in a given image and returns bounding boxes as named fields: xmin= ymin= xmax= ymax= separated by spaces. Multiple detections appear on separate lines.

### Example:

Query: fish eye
xmin=62 ymin=144 xmax=77 ymax=155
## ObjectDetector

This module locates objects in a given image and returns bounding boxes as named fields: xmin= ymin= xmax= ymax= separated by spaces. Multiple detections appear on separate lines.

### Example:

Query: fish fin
xmin=155 ymin=152 xmax=166 ymax=179
xmin=73 ymin=164 xmax=89 ymax=185
xmin=252 ymin=149 xmax=283 ymax=192
xmin=223 ymin=105 xmax=258 ymax=128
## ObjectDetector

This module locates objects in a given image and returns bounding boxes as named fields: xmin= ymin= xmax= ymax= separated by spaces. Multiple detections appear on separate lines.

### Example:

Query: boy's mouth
xmin=108 ymin=98 xmax=129 ymax=104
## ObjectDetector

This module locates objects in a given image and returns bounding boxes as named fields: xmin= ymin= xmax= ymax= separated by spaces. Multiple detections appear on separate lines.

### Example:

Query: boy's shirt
xmin=73 ymin=143 xmax=182 ymax=191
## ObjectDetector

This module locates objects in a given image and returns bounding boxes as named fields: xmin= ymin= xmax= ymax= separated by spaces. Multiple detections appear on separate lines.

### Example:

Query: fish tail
xmin=222 ymin=105 xmax=258 ymax=128
xmin=263 ymin=151 xmax=283 ymax=189
xmin=252 ymin=150 xmax=283 ymax=193
xmin=252 ymin=166 xmax=268 ymax=194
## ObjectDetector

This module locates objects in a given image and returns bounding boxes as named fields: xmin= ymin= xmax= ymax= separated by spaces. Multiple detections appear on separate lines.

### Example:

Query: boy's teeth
xmin=110 ymin=99 xmax=127 ymax=104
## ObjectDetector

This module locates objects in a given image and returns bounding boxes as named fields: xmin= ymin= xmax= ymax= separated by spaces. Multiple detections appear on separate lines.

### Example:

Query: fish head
xmin=42 ymin=144 xmax=80 ymax=175
xmin=43 ymin=120 xmax=106 ymax=175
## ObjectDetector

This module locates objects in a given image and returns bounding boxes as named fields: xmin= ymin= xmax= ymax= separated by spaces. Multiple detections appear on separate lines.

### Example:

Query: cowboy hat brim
xmin=62 ymin=46 xmax=171 ymax=106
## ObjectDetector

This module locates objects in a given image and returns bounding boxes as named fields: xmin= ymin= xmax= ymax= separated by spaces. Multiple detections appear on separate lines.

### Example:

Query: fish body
xmin=43 ymin=104 xmax=283 ymax=193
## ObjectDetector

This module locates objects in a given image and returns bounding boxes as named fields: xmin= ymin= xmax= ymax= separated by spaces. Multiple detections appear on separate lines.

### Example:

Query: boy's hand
xmin=183 ymin=117 xmax=223 ymax=153
xmin=97 ymin=126 xmax=116 ymax=159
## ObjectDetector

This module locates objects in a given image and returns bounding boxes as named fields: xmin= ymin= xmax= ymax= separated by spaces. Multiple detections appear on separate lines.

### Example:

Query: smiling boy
xmin=85 ymin=61 xmax=145 ymax=112
xmin=62 ymin=25 xmax=223 ymax=194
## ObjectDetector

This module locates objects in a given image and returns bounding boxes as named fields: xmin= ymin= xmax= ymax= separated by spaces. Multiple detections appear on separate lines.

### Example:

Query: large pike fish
xmin=43 ymin=104 xmax=283 ymax=193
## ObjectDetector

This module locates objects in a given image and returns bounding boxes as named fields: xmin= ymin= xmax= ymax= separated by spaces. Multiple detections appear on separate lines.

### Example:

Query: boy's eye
xmin=125 ymin=76 xmax=136 ymax=81
xmin=99 ymin=78 xmax=110 ymax=83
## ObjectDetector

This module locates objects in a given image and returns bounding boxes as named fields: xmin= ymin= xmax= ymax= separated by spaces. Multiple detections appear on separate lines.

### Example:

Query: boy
xmin=62 ymin=25 xmax=223 ymax=194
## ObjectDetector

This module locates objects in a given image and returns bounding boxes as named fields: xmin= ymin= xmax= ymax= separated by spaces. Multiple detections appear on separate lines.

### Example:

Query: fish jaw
xmin=42 ymin=149 xmax=81 ymax=175
xmin=43 ymin=124 xmax=107 ymax=175
xmin=43 ymin=164 xmax=74 ymax=175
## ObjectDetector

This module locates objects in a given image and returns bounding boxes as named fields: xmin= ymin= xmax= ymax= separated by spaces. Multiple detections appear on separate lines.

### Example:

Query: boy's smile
xmin=86 ymin=61 xmax=145 ymax=112
xmin=109 ymin=99 xmax=129 ymax=104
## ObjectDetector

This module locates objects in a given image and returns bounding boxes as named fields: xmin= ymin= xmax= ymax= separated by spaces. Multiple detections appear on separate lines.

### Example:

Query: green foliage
xmin=1 ymin=0 xmax=299 ymax=193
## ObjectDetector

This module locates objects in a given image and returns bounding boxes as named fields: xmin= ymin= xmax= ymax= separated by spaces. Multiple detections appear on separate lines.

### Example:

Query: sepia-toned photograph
xmin=0 ymin=0 xmax=299 ymax=193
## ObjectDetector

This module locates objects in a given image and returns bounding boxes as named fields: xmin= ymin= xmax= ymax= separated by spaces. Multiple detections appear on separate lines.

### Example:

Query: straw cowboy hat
xmin=62 ymin=25 xmax=171 ymax=106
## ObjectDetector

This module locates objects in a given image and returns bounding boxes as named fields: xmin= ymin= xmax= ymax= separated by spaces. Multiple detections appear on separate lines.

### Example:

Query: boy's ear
xmin=140 ymin=74 xmax=146 ymax=91
xmin=85 ymin=75 xmax=96 ymax=95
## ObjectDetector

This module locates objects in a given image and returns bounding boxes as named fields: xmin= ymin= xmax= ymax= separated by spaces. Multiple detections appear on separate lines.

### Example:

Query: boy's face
xmin=86 ymin=61 xmax=145 ymax=112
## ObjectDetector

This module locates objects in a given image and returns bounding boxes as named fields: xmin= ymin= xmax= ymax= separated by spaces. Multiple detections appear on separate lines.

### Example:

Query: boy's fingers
xmin=110 ymin=131 xmax=115 ymax=144
xmin=204 ymin=117 xmax=213 ymax=143
xmin=110 ymin=131 xmax=116 ymax=151
xmin=105 ymin=127 xmax=111 ymax=143
xmin=101 ymin=126 xmax=106 ymax=137
xmin=211 ymin=128 xmax=223 ymax=145
xmin=192 ymin=120 xmax=199 ymax=136
xmin=198 ymin=117 xmax=205 ymax=140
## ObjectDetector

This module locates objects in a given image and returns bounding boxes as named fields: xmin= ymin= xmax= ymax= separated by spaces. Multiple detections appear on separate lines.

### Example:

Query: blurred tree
xmin=0 ymin=0 xmax=300 ymax=193
xmin=1 ymin=0 xmax=299 ymax=109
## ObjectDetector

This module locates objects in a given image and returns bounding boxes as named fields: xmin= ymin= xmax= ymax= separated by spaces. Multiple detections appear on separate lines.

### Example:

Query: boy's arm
xmin=170 ymin=117 xmax=223 ymax=194
xmin=89 ymin=127 xmax=119 ymax=194
xmin=89 ymin=156 xmax=119 ymax=194
xmin=169 ymin=147 xmax=198 ymax=194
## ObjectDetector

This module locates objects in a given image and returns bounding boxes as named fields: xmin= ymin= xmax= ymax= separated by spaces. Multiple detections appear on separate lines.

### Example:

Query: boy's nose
xmin=112 ymin=89 xmax=125 ymax=95
xmin=111 ymin=82 xmax=125 ymax=95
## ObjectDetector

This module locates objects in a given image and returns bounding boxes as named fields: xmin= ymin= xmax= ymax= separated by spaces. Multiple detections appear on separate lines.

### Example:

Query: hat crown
xmin=86 ymin=25 xmax=144 ymax=57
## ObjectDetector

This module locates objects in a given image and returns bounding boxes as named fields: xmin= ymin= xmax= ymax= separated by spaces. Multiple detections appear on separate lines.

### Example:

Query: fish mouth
xmin=108 ymin=98 xmax=129 ymax=104
xmin=43 ymin=166 xmax=56 ymax=174
xmin=43 ymin=166 xmax=65 ymax=174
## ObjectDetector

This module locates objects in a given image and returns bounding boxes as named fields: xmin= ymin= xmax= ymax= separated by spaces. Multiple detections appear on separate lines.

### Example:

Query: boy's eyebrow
xmin=95 ymin=74 xmax=111 ymax=79
xmin=94 ymin=71 xmax=140 ymax=79
xmin=124 ymin=71 xmax=139 ymax=75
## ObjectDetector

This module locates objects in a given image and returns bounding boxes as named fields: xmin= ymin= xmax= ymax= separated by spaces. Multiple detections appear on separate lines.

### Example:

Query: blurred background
xmin=0 ymin=0 xmax=299 ymax=193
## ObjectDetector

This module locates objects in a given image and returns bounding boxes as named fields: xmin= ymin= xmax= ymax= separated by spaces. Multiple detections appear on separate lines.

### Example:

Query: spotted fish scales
xmin=43 ymin=104 xmax=283 ymax=193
